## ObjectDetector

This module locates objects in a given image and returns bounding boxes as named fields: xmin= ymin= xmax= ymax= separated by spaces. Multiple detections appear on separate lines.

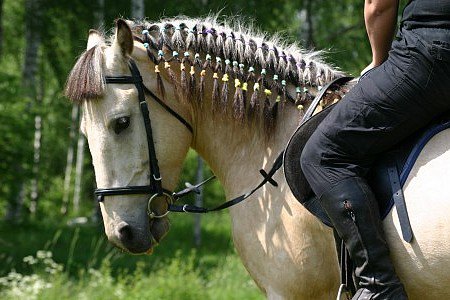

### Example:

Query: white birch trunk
xmin=61 ymin=105 xmax=79 ymax=215
xmin=29 ymin=114 xmax=41 ymax=213
xmin=131 ymin=0 xmax=144 ymax=19
xmin=73 ymin=131 xmax=85 ymax=213
xmin=23 ymin=0 xmax=41 ymax=215
xmin=71 ymin=0 xmax=104 ymax=215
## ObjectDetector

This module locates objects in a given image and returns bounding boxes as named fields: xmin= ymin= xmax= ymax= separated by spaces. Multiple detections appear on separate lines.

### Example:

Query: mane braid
xmin=233 ymin=78 xmax=245 ymax=123
xmin=211 ymin=68 xmax=220 ymax=113
xmin=220 ymin=71 xmax=229 ymax=113
xmin=125 ymin=16 xmax=344 ymax=136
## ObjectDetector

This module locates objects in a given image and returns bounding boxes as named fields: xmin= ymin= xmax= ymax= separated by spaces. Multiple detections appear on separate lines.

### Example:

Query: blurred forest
xmin=0 ymin=0 xmax=406 ymax=298
xmin=0 ymin=0 xmax=377 ymax=222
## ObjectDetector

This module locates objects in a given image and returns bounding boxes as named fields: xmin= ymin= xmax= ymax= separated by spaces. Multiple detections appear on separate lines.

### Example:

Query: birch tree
xmin=73 ymin=128 xmax=85 ymax=213
xmin=24 ymin=0 xmax=41 ymax=214
xmin=131 ymin=0 xmax=144 ymax=19
xmin=61 ymin=106 xmax=78 ymax=214
xmin=72 ymin=0 xmax=104 ymax=214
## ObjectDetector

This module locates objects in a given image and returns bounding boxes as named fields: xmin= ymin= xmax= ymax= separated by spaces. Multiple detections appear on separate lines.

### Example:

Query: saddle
xmin=283 ymin=84 xmax=450 ymax=243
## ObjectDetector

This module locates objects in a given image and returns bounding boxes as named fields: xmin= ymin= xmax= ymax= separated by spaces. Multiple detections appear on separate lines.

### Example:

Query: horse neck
xmin=192 ymin=94 xmax=303 ymax=198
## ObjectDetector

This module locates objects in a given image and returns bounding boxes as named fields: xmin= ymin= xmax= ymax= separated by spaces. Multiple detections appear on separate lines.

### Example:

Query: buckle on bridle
xmin=147 ymin=191 xmax=173 ymax=219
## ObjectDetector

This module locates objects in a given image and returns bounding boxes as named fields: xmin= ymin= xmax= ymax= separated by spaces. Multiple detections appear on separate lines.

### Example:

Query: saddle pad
xmin=283 ymin=107 xmax=450 ymax=226
xmin=372 ymin=117 xmax=450 ymax=219
xmin=283 ymin=105 xmax=336 ymax=204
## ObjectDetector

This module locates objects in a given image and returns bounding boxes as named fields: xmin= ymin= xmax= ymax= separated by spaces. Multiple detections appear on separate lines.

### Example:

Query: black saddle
xmin=283 ymin=104 xmax=450 ymax=242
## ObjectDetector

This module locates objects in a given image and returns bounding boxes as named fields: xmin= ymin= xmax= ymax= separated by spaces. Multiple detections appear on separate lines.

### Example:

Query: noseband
xmin=94 ymin=59 xmax=193 ymax=219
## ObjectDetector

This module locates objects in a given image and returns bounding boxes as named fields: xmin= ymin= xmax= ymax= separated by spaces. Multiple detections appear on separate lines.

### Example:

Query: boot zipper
xmin=343 ymin=200 xmax=356 ymax=223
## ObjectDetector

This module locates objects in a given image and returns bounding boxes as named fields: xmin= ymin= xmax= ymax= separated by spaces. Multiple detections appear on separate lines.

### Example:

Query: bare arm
xmin=363 ymin=0 xmax=399 ymax=72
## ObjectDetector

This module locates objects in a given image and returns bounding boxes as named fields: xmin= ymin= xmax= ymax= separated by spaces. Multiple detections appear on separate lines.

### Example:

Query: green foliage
xmin=0 ymin=250 xmax=262 ymax=300
xmin=0 ymin=216 xmax=261 ymax=299
xmin=0 ymin=0 xmax=389 ymax=297
xmin=0 ymin=0 xmax=377 ymax=218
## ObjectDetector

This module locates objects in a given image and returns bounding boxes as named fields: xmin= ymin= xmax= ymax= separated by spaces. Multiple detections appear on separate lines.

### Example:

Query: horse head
xmin=65 ymin=20 xmax=193 ymax=254
xmin=65 ymin=16 xmax=341 ymax=255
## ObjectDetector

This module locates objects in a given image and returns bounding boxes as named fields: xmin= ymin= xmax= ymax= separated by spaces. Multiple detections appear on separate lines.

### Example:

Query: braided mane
xmin=66 ymin=16 xmax=345 ymax=135
xmin=127 ymin=16 xmax=343 ymax=131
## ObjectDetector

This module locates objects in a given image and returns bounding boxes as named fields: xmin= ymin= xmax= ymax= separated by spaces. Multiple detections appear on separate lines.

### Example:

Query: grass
xmin=0 ymin=213 xmax=263 ymax=299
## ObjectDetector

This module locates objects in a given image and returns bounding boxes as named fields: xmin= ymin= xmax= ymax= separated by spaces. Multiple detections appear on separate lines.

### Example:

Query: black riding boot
xmin=318 ymin=177 xmax=408 ymax=300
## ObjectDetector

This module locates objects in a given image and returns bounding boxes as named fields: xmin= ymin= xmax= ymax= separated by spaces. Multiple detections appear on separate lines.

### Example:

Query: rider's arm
xmin=364 ymin=0 xmax=399 ymax=69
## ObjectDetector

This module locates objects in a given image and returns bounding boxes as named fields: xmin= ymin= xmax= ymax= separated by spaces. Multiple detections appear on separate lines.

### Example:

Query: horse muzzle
xmin=112 ymin=220 xmax=155 ymax=254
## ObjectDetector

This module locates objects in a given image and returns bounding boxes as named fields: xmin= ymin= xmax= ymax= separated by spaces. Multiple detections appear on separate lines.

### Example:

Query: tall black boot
xmin=318 ymin=177 xmax=408 ymax=300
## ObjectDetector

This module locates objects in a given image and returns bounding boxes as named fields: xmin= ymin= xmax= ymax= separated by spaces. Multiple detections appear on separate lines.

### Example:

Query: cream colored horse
xmin=66 ymin=19 xmax=450 ymax=299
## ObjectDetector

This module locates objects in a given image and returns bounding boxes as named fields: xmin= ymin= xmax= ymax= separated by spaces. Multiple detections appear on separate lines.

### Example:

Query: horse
xmin=65 ymin=17 xmax=450 ymax=299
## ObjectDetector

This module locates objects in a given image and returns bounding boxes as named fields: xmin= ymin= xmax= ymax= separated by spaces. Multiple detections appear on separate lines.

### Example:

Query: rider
xmin=300 ymin=0 xmax=450 ymax=299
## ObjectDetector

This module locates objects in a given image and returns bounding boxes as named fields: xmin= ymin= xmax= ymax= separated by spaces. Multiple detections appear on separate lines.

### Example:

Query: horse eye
xmin=114 ymin=116 xmax=130 ymax=134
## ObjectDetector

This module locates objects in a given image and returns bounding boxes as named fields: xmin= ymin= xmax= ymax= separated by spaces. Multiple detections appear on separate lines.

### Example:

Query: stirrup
xmin=337 ymin=284 xmax=352 ymax=300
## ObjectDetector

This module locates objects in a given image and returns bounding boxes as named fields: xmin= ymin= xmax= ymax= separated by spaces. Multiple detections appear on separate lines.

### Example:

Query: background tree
xmin=131 ymin=0 xmax=144 ymax=19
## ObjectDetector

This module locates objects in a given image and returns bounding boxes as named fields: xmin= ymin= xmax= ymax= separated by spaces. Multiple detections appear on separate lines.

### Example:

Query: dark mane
xmin=65 ymin=45 xmax=105 ymax=103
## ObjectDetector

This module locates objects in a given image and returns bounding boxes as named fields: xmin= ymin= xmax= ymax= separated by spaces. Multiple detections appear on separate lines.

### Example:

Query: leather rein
xmin=94 ymin=56 xmax=353 ymax=219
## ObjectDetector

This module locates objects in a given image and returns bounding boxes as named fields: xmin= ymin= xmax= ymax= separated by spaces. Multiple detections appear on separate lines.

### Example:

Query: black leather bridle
xmin=93 ymin=55 xmax=353 ymax=219
xmin=94 ymin=59 xmax=193 ymax=219
xmin=93 ymin=57 xmax=283 ymax=218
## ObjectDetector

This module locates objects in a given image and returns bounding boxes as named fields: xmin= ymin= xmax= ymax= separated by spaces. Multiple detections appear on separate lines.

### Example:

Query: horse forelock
xmin=65 ymin=45 xmax=106 ymax=104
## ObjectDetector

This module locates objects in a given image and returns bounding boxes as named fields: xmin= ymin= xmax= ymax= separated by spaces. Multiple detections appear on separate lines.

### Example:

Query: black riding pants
xmin=300 ymin=27 xmax=450 ymax=199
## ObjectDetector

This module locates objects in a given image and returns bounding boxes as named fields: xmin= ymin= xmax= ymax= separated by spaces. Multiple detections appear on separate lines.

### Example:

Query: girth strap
xmin=387 ymin=164 xmax=413 ymax=242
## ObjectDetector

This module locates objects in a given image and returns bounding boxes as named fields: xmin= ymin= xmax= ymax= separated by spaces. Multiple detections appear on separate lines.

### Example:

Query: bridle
xmin=94 ymin=59 xmax=193 ymax=219
xmin=92 ymin=57 xmax=281 ymax=219
xmin=93 ymin=56 xmax=354 ymax=219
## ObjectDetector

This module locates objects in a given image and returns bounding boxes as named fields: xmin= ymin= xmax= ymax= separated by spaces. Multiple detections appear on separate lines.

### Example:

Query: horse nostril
xmin=117 ymin=222 xmax=133 ymax=242
xmin=113 ymin=221 xmax=152 ymax=254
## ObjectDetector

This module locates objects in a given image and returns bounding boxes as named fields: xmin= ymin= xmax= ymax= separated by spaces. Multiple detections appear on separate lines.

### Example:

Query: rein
xmin=169 ymin=75 xmax=354 ymax=214
xmin=94 ymin=55 xmax=352 ymax=219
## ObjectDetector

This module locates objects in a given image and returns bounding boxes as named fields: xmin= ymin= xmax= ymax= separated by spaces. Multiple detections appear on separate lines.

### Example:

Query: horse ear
xmin=87 ymin=29 xmax=104 ymax=50
xmin=113 ymin=19 xmax=134 ymax=56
